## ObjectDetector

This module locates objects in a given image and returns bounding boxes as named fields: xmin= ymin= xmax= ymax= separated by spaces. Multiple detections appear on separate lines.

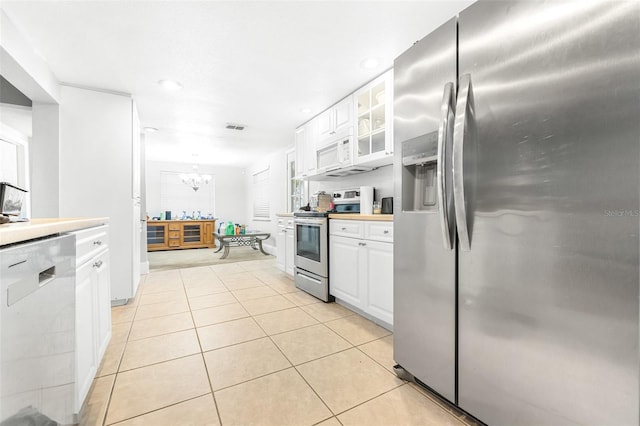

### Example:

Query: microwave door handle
xmin=436 ymin=81 xmax=455 ymax=250
xmin=452 ymin=74 xmax=475 ymax=252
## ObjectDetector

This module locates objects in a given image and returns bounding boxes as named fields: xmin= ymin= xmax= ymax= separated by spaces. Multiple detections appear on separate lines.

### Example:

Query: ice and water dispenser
xmin=401 ymin=131 xmax=440 ymax=212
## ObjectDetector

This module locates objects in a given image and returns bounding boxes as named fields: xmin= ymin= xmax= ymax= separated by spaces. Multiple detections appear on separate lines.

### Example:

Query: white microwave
xmin=316 ymin=130 xmax=352 ymax=174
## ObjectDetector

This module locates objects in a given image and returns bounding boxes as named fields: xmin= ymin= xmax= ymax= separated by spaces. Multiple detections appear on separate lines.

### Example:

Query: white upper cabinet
xmin=354 ymin=69 xmax=394 ymax=166
xmin=317 ymin=96 xmax=353 ymax=142
xmin=295 ymin=117 xmax=319 ymax=178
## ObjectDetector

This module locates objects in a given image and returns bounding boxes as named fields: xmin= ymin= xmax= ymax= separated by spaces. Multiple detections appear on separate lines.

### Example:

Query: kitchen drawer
xmin=73 ymin=225 xmax=109 ymax=266
xmin=168 ymin=239 xmax=180 ymax=247
xmin=286 ymin=219 xmax=294 ymax=229
xmin=168 ymin=231 xmax=180 ymax=239
xmin=168 ymin=222 xmax=181 ymax=231
xmin=330 ymin=220 xmax=363 ymax=238
xmin=365 ymin=222 xmax=393 ymax=243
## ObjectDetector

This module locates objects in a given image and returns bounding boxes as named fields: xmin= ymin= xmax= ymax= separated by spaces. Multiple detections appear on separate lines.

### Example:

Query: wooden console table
xmin=147 ymin=220 xmax=216 ymax=251
xmin=213 ymin=232 xmax=271 ymax=259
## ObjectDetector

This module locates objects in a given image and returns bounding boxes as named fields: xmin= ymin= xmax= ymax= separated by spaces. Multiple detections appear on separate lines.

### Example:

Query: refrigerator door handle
xmin=452 ymin=74 xmax=475 ymax=251
xmin=436 ymin=82 xmax=456 ymax=250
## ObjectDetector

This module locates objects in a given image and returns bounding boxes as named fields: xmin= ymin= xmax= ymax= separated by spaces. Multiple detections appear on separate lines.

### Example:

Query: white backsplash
xmin=308 ymin=164 xmax=394 ymax=202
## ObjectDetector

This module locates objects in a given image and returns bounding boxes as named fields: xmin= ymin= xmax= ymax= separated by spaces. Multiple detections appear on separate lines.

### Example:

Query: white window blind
xmin=253 ymin=167 xmax=270 ymax=220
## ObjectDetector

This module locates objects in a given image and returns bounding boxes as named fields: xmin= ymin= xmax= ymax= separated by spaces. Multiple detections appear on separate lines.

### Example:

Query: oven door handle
xmin=294 ymin=218 xmax=326 ymax=226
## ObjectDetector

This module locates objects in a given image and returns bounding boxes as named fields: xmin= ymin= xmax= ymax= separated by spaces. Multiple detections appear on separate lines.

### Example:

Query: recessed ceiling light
xmin=143 ymin=127 xmax=158 ymax=133
xmin=360 ymin=57 xmax=381 ymax=69
xmin=158 ymin=79 xmax=183 ymax=90
xmin=300 ymin=107 xmax=312 ymax=114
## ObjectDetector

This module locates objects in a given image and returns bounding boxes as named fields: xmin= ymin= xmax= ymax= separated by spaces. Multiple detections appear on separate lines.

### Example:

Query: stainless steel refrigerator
xmin=393 ymin=1 xmax=640 ymax=425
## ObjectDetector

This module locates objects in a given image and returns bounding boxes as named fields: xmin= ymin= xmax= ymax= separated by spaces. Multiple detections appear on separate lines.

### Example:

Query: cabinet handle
xmin=341 ymin=227 xmax=347 ymax=231
xmin=358 ymin=242 xmax=367 ymax=247
xmin=93 ymin=240 xmax=103 ymax=246
xmin=93 ymin=260 xmax=103 ymax=268
xmin=383 ymin=230 xmax=389 ymax=234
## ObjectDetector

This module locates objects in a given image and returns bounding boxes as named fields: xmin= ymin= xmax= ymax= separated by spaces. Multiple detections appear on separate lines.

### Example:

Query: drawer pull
xmin=93 ymin=240 xmax=103 ymax=246
xmin=341 ymin=227 xmax=347 ymax=231
xmin=93 ymin=260 xmax=103 ymax=269
xmin=383 ymin=230 xmax=389 ymax=234
xmin=358 ymin=242 xmax=367 ymax=247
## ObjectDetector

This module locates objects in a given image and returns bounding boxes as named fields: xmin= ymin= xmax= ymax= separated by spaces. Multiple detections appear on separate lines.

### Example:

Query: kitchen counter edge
xmin=0 ymin=217 xmax=110 ymax=247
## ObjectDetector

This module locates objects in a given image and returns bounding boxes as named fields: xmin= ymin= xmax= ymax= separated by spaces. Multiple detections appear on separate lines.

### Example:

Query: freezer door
xmin=457 ymin=1 xmax=640 ymax=425
xmin=393 ymin=17 xmax=457 ymax=403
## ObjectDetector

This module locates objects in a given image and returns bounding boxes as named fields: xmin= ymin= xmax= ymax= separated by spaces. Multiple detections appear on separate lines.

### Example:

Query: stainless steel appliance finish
xmin=393 ymin=1 xmax=640 ymax=425
xmin=393 ymin=16 xmax=457 ymax=403
xmin=293 ymin=214 xmax=331 ymax=301
xmin=0 ymin=234 xmax=76 ymax=424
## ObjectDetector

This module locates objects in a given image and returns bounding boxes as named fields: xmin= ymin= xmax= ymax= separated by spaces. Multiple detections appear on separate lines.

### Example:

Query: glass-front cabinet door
xmin=354 ymin=69 xmax=393 ymax=165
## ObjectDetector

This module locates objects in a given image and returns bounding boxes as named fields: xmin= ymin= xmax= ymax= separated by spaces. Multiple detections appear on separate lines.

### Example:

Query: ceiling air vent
xmin=225 ymin=123 xmax=246 ymax=130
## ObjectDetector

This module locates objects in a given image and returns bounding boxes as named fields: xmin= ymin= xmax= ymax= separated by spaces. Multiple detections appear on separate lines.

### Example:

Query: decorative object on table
xmin=225 ymin=221 xmax=235 ymax=235
xmin=165 ymin=210 xmax=172 ymax=220
xmin=179 ymin=164 xmax=212 ymax=192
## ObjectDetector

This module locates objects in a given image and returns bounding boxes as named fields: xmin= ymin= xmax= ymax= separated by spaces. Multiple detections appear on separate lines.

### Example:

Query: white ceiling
xmin=1 ymin=0 xmax=473 ymax=167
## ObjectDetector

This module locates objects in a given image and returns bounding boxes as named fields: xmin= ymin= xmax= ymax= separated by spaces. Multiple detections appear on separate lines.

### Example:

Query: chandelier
xmin=180 ymin=165 xmax=212 ymax=191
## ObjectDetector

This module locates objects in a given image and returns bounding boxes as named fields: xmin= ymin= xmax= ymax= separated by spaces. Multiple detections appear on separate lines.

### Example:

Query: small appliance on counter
xmin=331 ymin=188 xmax=362 ymax=213
xmin=381 ymin=197 xmax=393 ymax=214
xmin=0 ymin=182 xmax=28 ymax=224
xmin=310 ymin=191 xmax=332 ymax=213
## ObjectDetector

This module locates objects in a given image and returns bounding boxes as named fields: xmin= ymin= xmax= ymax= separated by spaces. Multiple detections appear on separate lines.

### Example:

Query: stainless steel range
xmin=293 ymin=211 xmax=332 ymax=302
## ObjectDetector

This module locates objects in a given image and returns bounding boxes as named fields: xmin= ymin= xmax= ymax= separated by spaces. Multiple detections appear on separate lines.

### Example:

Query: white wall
xmin=146 ymin=160 xmax=247 ymax=229
xmin=309 ymin=164 xmax=394 ymax=206
xmin=1 ymin=10 xmax=62 ymax=217
xmin=245 ymin=146 xmax=289 ymax=252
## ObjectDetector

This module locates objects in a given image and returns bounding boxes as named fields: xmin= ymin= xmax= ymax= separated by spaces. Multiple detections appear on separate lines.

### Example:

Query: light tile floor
xmin=80 ymin=258 xmax=478 ymax=426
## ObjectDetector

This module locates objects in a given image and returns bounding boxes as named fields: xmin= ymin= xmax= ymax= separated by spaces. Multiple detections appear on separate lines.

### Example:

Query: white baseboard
xmin=141 ymin=261 xmax=149 ymax=275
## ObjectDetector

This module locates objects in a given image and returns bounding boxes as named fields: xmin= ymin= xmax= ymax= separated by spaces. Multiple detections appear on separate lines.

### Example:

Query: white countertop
xmin=0 ymin=217 xmax=109 ymax=246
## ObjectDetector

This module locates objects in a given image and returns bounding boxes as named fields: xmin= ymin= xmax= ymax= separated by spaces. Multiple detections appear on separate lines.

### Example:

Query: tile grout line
xmin=105 ymin=392 xmax=212 ymax=426
xmin=101 ymin=276 xmax=144 ymax=426
xmin=248 ymin=301 xmax=337 ymax=424
xmin=180 ymin=267 xmax=225 ymax=426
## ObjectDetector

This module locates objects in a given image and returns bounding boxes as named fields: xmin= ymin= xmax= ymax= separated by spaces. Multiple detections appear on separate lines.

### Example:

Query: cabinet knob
xmin=383 ymin=230 xmax=389 ymax=234
xmin=358 ymin=242 xmax=367 ymax=247
xmin=93 ymin=260 xmax=103 ymax=268
xmin=93 ymin=240 xmax=103 ymax=246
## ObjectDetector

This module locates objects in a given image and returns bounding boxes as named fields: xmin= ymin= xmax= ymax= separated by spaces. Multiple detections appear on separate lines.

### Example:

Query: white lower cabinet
xmin=72 ymin=225 xmax=111 ymax=414
xmin=329 ymin=219 xmax=393 ymax=327
xmin=363 ymin=240 xmax=394 ymax=325
xmin=285 ymin=227 xmax=295 ymax=275
xmin=276 ymin=217 xmax=295 ymax=276
xmin=329 ymin=235 xmax=363 ymax=307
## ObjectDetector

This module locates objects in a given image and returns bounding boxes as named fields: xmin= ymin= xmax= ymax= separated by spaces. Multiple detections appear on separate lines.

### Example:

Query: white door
xmin=285 ymin=228 xmax=295 ymax=276
xmin=132 ymin=202 xmax=141 ymax=296
xmin=364 ymin=240 xmax=393 ymax=326
xmin=329 ymin=235 xmax=362 ymax=308
xmin=276 ymin=224 xmax=286 ymax=271
xmin=94 ymin=249 xmax=112 ymax=359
